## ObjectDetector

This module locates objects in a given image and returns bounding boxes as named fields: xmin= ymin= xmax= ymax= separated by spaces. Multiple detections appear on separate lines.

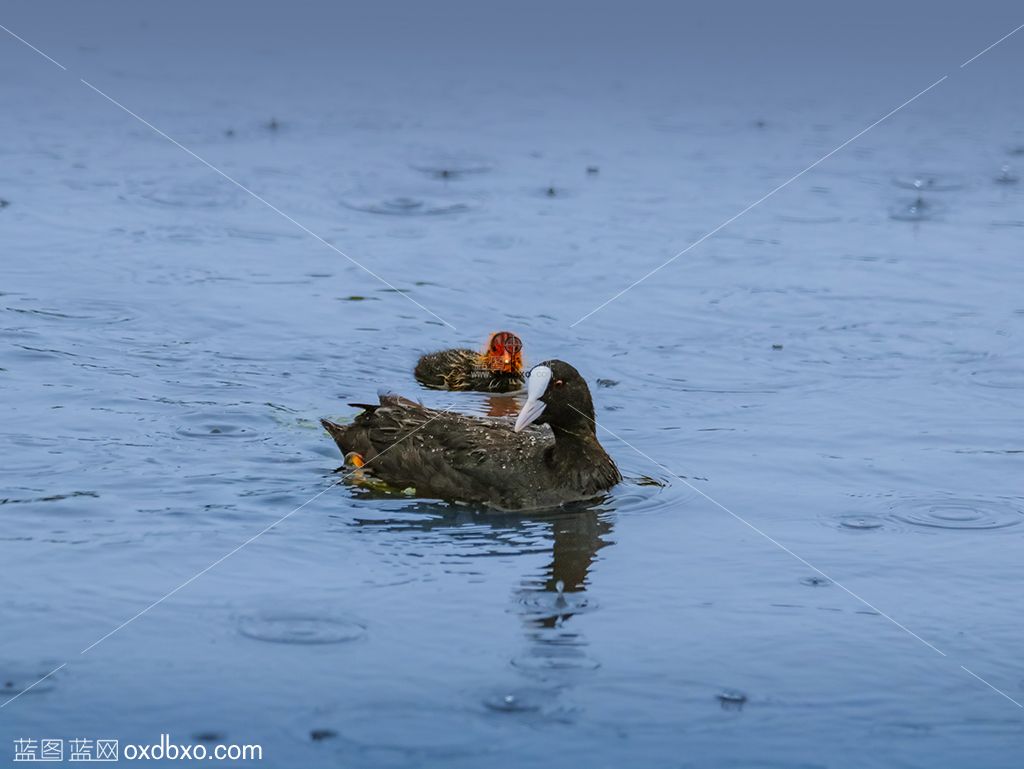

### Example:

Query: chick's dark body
xmin=414 ymin=348 xmax=524 ymax=393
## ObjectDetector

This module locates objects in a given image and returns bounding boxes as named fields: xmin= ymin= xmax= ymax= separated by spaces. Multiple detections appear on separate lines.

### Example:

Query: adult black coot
xmin=322 ymin=360 xmax=620 ymax=510
xmin=414 ymin=331 xmax=525 ymax=392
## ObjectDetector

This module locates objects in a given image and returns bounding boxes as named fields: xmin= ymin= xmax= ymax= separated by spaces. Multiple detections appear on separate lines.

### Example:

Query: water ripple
xmin=340 ymin=195 xmax=473 ymax=216
xmin=237 ymin=612 xmax=367 ymax=645
xmin=886 ymin=495 xmax=1022 ymax=533
xmin=128 ymin=178 xmax=245 ymax=210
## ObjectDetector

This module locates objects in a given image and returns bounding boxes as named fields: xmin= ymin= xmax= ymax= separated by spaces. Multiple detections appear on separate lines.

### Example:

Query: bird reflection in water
xmin=517 ymin=508 xmax=611 ymax=628
xmin=345 ymin=496 xmax=613 ymax=674
xmin=482 ymin=393 xmax=523 ymax=418
xmin=510 ymin=506 xmax=612 ymax=677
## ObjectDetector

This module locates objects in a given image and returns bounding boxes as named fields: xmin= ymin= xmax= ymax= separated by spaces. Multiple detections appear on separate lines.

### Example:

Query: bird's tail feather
xmin=320 ymin=417 xmax=348 ymax=446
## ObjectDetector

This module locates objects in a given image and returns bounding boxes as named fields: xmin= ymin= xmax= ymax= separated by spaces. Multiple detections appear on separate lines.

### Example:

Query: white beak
xmin=514 ymin=365 xmax=552 ymax=432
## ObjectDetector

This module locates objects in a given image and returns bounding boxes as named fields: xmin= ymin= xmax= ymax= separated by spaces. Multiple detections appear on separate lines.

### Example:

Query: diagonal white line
xmin=2 ymin=403 xmax=458 ymax=706
xmin=960 ymin=22 xmax=1024 ymax=67
xmin=572 ymin=18 xmax=1024 ymax=327
xmin=78 ymin=475 xmax=346 ymax=655
xmin=78 ymin=79 xmax=455 ymax=330
xmin=572 ymin=406 xmax=945 ymax=653
xmin=569 ymin=74 xmax=949 ymax=327
xmin=573 ymin=17 xmax=1024 ymax=325
xmin=570 ymin=404 xmax=1022 ymax=708
xmin=79 ymin=402 xmax=457 ymax=654
xmin=961 ymin=666 xmax=1024 ymax=707
xmin=0 ymin=23 xmax=66 ymax=69
xmin=0 ymin=663 xmax=66 ymax=709
xmin=1 ymin=21 xmax=455 ymax=330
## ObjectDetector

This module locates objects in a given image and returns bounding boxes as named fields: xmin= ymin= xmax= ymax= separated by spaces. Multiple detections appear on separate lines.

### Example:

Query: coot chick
xmin=321 ymin=360 xmax=620 ymax=510
xmin=414 ymin=331 xmax=524 ymax=392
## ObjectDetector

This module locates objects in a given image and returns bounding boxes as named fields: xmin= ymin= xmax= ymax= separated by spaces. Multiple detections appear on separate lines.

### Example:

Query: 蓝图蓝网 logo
xmin=14 ymin=735 xmax=261 ymax=762
xmin=14 ymin=737 xmax=119 ymax=762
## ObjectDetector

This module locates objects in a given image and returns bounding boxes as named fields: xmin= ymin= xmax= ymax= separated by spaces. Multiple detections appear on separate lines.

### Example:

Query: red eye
xmin=553 ymin=379 xmax=564 ymax=388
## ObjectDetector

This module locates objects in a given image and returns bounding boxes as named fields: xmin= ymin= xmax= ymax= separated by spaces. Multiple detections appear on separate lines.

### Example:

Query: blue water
xmin=2 ymin=2 xmax=1023 ymax=766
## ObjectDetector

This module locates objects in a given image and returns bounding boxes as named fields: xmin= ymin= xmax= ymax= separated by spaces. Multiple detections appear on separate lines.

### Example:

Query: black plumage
xmin=321 ymin=360 xmax=620 ymax=510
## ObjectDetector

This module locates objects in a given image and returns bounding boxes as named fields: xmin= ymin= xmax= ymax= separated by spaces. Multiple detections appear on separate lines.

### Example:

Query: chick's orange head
xmin=483 ymin=331 xmax=524 ymax=373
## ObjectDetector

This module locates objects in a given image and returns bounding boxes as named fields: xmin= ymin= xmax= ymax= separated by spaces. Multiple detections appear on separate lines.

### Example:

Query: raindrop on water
xmin=237 ymin=613 xmax=367 ymax=645
xmin=838 ymin=514 xmax=884 ymax=531
xmin=800 ymin=575 xmax=832 ymax=587
xmin=996 ymin=164 xmax=1019 ymax=184
xmin=717 ymin=689 xmax=748 ymax=710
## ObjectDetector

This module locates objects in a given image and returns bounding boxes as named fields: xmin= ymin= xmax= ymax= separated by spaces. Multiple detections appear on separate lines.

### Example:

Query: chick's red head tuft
xmin=483 ymin=331 xmax=524 ymax=374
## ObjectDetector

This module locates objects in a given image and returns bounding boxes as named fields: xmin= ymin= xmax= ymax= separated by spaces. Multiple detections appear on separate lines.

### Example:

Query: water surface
xmin=2 ymin=1 xmax=1023 ymax=766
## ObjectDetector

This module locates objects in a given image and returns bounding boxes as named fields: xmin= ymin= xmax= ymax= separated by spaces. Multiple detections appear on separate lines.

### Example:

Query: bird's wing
xmin=346 ymin=396 xmax=551 ymax=501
